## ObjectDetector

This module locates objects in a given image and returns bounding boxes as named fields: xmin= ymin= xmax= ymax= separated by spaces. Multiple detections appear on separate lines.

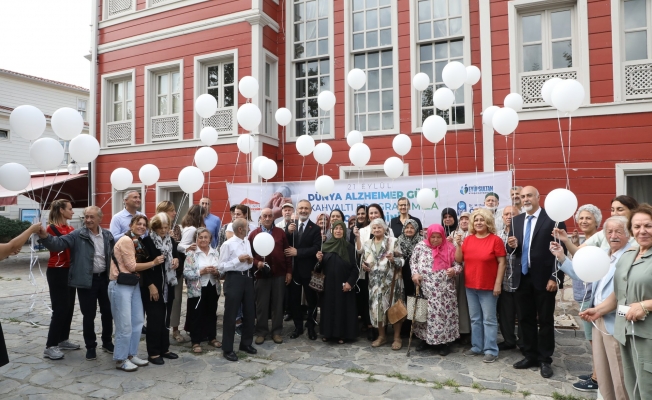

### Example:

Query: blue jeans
xmin=466 ymin=288 xmax=499 ymax=356
xmin=108 ymin=280 xmax=144 ymax=361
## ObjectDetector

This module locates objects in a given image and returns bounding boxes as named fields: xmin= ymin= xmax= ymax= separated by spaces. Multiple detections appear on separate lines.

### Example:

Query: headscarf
xmin=398 ymin=219 xmax=423 ymax=264
xmin=322 ymin=221 xmax=353 ymax=264
xmin=128 ymin=230 xmax=149 ymax=263
xmin=424 ymin=224 xmax=456 ymax=272
xmin=150 ymin=229 xmax=178 ymax=290
xmin=441 ymin=207 xmax=458 ymax=237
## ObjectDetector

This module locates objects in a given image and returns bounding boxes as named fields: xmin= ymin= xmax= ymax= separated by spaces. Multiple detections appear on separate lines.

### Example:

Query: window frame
xmin=263 ymin=51 xmax=279 ymax=138
xmin=144 ymin=59 xmax=184 ymax=144
xmin=77 ymin=98 xmax=87 ymax=121
xmin=0 ymin=129 xmax=8 ymax=141
xmin=616 ymin=0 xmax=652 ymax=101
xmin=339 ymin=163 xmax=410 ymax=179
xmin=58 ymin=140 xmax=70 ymax=166
xmin=100 ymin=69 xmax=136 ymax=148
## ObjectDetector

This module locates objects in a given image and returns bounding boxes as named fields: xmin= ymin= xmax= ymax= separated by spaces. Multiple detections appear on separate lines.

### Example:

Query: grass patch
xmin=414 ymin=377 xmax=428 ymax=384
xmin=365 ymin=376 xmax=378 ymax=383
xmin=250 ymin=375 xmax=260 ymax=380
xmin=386 ymin=372 xmax=413 ymax=382
xmin=7 ymin=318 xmax=20 ymax=323
xmin=552 ymin=392 xmax=587 ymax=400
xmin=453 ymin=387 xmax=462 ymax=393
xmin=261 ymin=368 xmax=273 ymax=376
xmin=14 ymin=277 xmax=20 ymax=280
xmin=471 ymin=382 xmax=486 ymax=392
xmin=520 ymin=390 xmax=532 ymax=398
xmin=442 ymin=378 xmax=459 ymax=388
xmin=500 ymin=388 xmax=514 ymax=396
xmin=236 ymin=351 xmax=249 ymax=360
xmin=432 ymin=381 xmax=444 ymax=389
xmin=346 ymin=368 xmax=371 ymax=375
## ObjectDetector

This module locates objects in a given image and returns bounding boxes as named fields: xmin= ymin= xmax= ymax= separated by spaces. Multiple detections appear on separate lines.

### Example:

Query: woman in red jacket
xmin=43 ymin=199 xmax=79 ymax=360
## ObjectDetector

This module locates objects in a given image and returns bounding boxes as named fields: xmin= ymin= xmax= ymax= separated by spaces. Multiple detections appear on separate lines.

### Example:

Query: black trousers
xmin=46 ymin=268 xmax=76 ymax=347
xmin=222 ymin=272 xmax=255 ymax=353
xmin=356 ymin=275 xmax=372 ymax=327
xmin=77 ymin=273 xmax=112 ymax=349
xmin=187 ymin=282 xmax=218 ymax=345
xmin=515 ymin=274 xmax=557 ymax=364
xmin=142 ymin=283 xmax=175 ymax=356
xmin=290 ymin=275 xmax=318 ymax=330
xmin=498 ymin=290 xmax=523 ymax=347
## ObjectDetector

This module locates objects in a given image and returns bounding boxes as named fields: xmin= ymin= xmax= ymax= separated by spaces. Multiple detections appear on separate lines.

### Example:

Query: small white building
xmin=0 ymin=69 xmax=89 ymax=228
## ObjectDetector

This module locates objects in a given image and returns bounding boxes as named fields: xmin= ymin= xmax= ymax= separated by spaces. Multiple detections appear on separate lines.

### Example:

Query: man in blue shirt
xmin=200 ymin=197 xmax=221 ymax=248
xmin=109 ymin=190 xmax=145 ymax=240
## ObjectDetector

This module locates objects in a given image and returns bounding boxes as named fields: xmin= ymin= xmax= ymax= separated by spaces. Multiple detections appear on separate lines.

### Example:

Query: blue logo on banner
xmin=460 ymin=184 xmax=494 ymax=195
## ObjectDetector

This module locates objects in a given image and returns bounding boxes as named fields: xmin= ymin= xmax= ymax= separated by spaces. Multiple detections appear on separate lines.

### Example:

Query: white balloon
xmin=178 ymin=166 xmax=205 ymax=194
xmin=442 ymin=61 xmax=467 ymax=90
xmin=392 ymin=134 xmax=411 ymax=156
xmin=504 ymin=93 xmax=524 ymax=112
xmin=551 ymin=79 xmax=585 ymax=113
xmin=259 ymin=158 xmax=278 ymax=180
xmin=51 ymin=107 xmax=84 ymax=140
xmin=465 ymin=66 xmax=481 ymax=85
xmin=573 ymin=246 xmax=612 ymax=283
xmin=111 ymin=168 xmax=133 ymax=191
xmin=317 ymin=90 xmax=336 ymax=111
xmin=433 ymin=87 xmax=455 ymax=110
xmin=416 ymin=188 xmax=436 ymax=210
xmin=68 ymin=134 xmax=100 ymax=164
xmin=275 ymin=108 xmax=292 ymax=126
xmin=194 ymin=147 xmax=218 ymax=172
xmin=139 ymin=164 xmax=160 ymax=186
xmin=237 ymin=134 xmax=255 ymax=154
xmin=347 ymin=69 xmax=367 ymax=90
xmin=237 ymin=103 xmax=262 ymax=132
xmin=541 ymin=77 xmax=562 ymax=106
xmin=482 ymin=106 xmax=500 ymax=128
xmin=195 ymin=94 xmax=218 ymax=118
xmin=315 ymin=175 xmax=335 ymax=197
xmin=10 ymin=105 xmax=46 ymax=140
xmin=412 ymin=73 xmax=430 ymax=91
xmin=346 ymin=130 xmax=363 ymax=147
xmin=253 ymin=232 xmax=275 ymax=256
xmin=296 ymin=135 xmax=316 ymax=156
xmin=384 ymin=157 xmax=404 ymax=179
xmin=349 ymin=143 xmax=371 ymax=168
xmin=544 ymin=188 xmax=578 ymax=222
xmin=67 ymin=162 xmax=81 ymax=175
xmin=313 ymin=143 xmax=332 ymax=165
xmin=200 ymin=127 xmax=218 ymax=146
xmin=239 ymin=76 xmax=259 ymax=99
xmin=422 ymin=115 xmax=447 ymax=143
xmin=492 ymin=107 xmax=519 ymax=136
xmin=252 ymin=156 xmax=268 ymax=175
xmin=29 ymin=138 xmax=64 ymax=171
xmin=0 ymin=163 xmax=31 ymax=191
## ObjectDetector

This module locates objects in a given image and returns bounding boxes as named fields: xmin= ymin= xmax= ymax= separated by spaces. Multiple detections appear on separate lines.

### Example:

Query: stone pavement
xmin=0 ymin=251 xmax=597 ymax=400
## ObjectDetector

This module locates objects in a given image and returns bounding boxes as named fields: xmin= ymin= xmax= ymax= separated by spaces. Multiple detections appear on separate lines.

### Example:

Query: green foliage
xmin=552 ymin=392 xmax=588 ymax=400
xmin=0 ymin=216 xmax=32 ymax=243
xmin=471 ymin=382 xmax=486 ymax=392
xmin=520 ymin=390 xmax=532 ymax=398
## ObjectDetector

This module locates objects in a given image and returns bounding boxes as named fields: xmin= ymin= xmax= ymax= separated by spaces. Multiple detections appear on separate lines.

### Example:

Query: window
xmin=102 ymin=72 xmax=135 ymax=147
xmin=624 ymin=0 xmax=648 ymax=61
xmin=194 ymin=52 xmax=237 ymax=137
xmin=59 ymin=140 xmax=70 ymax=166
xmin=293 ymin=0 xmax=329 ymax=59
xmin=520 ymin=9 xmax=573 ymax=72
xmin=0 ymin=206 xmax=5 ymax=212
xmin=206 ymin=62 xmax=235 ymax=109
xmin=295 ymin=59 xmax=331 ymax=136
xmin=145 ymin=61 xmax=183 ymax=143
xmin=621 ymin=0 xmax=652 ymax=100
xmin=263 ymin=58 xmax=278 ymax=137
xmin=0 ymin=129 xmax=8 ymax=140
xmin=351 ymin=0 xmax=397 ymax=133
xmin=340 ymin=164 xmax=408 ymax=179
xmin=156 ymin=71 xmax=181 ymax=116
xmin=77 ymin=99 xmax=87 ymax=121
xmin=111 ymin=80 xmax=133 ymax=122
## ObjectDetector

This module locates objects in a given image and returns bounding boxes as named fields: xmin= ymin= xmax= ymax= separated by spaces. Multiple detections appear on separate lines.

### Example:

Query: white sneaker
xmin=129 ymin=356 xmax=149 ymax=366
xmin=43 ymin=346 xmax=64 ymax=360
xmin=58 ymin=340 xmax=80 ymax=350
xmin=116 ymin=359 xmax=138 ymax=372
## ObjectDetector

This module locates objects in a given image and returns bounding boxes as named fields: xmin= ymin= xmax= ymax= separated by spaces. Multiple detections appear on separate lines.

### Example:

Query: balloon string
xmin=454 ymin=90 xmax=459 ymax=174
xmin=567 ymin=114 xmax=572 ymax=190
xmin=556 ymin=110 xmax=570 ymax=190
xmin=281 ymin=126 xmax=285 ymax=182
xmin=443 ymin=132 xmax=448 ymax=175
xmin=299 ymin=156 xmax=305 ymax=182
xmin=420 ymin=89 xmax=424 ymax=188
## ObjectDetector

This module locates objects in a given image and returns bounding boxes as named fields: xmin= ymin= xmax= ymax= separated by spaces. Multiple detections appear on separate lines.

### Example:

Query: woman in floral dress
xmin=360 ymin=218 xmax=405 ymax=350
xmin=410 ymin=224 xmax=462 ymax=356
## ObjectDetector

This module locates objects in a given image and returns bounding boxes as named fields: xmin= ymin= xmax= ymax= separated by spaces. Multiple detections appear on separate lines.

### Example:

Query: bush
xmin=0 ymin=215 xmax=32 ymax=243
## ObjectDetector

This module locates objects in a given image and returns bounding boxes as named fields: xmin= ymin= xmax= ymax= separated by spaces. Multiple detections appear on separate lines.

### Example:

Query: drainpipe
xmin=88 ymin=0 xmax=100 ymax=205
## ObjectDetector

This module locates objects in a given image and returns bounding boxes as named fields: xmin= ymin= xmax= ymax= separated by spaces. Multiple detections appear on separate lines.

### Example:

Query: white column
xmin=479 ymin=0 xmax=494 ymax=172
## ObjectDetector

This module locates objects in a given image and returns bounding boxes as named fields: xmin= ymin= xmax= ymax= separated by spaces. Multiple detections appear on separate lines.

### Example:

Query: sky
xmin=0 ymin=0 xmax=92 ymax=89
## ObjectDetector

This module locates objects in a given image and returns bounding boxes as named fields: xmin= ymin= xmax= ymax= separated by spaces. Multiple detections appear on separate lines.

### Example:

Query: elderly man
xmin=552 ymin=216 xmax=631 ymax=398
xmin=38 ymin=206 xmax=115 ymax=361
xmin=389 ymin=197 xmax=423 ymax=238
xmin=496 ymin=206 xmax=523 ymax=351
xmin=276 ymin=203 xmax=295 ymax=231
xmin=250 ymin=208 xmax=292 ymax=345
xmin=200 ymin=197 xmax=221 ymax=248
xmin=110 ymin=190 xmax=145 ymax=240
xmin=218 ymin=218 xmax=257 ymax=362
xmin=484 ymin=192 xmax=504 ymax=233
xmin=507 ymin=186 xmax=566 ymax=378
xmin=511 ymin=186 xmax=524 ymax=212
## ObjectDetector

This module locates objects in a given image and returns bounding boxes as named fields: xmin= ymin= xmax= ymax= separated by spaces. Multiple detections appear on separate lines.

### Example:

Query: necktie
xmin=521 ymin=215 xmax=534 ymax=275
xmin=299 ymin=222 xmax=305 ymax=237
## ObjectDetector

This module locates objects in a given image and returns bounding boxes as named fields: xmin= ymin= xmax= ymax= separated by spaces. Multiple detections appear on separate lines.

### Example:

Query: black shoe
xmin=284 ymin=314 xmax=292 ymax=322
xmin=161 ymin=352 xmax=178 ymax=359
xmin=85 ymin=348 xmax=96 ymax=360
xmin=416 ymin=341 xmax=430 ymax=352
xmin=307 ymin=327 xmax=317 ymax=340
xmin=577 ymin=374 xmax=592 ymax=381
xmin=148 ymin=356 xmax=164 ymax=365
xmin=497 ymin=342 xmax=516 ymax=351
xmin=101 ymin=343 xmax=114 ymax=354
xmin=573 ymin=378 xmax=598 ymax=392
xmin=141 ymin=326 xmax=147 ymax=335
xmin=290 ymin=329 xmax=304 ymax=339
xmin=540 ymin=362 xmax=553 ymax=378
xmin=439 ymin=344 xmax=451 ymax=357
xmin=223 ymin=351 xmax=238 ymax=362
xmin=513 ymin=358 xmax=539 ymax=369
xmin=239 ymin=344 xmax=257 ymax=354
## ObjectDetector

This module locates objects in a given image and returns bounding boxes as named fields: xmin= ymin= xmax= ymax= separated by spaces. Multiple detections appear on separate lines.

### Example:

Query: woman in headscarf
xmin=398 ymin=219 xmax=423 ymax=299
xmin=316 ymin=220 xmax=358 ymax=343
xmin=326 ymin=209 xmax=351 ymax=242
xmin=441 ymin=207 xmax=458 ymax=238
xmin=410 ymin=224 xmax=461 ymax=356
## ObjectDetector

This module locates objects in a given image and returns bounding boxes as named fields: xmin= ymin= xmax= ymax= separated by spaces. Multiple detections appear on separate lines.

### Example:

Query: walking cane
xmin=406 ymin=285 xmax=420 ymax=357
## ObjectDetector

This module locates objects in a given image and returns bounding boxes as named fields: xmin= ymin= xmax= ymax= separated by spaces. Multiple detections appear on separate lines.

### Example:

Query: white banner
xmin=226 ymin=171 xmax=513 ymax=227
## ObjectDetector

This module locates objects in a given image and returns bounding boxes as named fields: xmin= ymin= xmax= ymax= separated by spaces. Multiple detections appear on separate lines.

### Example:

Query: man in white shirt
xmin=484 ymin=192 xmax=504 ymax=233
xmin=276 ymin=203 xmax=294 ymax=230
xmin=218 ymin=218 xmax=257 ymax=362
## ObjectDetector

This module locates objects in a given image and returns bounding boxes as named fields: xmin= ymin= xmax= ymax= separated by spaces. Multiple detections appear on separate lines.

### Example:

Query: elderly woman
xmin=326 ymin=209 xmax=351 ymax=242
xmin=110 ymin=215 xmax=163 ymax=371
xmin=411 ymin=224 xmax=461 ymax=356
xmin=580 ymin=205 xmax=652 ymax=399
xmin=316 ymin=220 xmax=358 ymax=343
xmin=360 ymin=218 xmax=404 ymax=350
xmin=184 ymin=228 xmax=221 ymax=353
xmin=455 ymin=209 xmax=506 ymax=363
xmin=399 ymin=219 xmax=423 ymax=298
xmin=140 ymin=213 xmax=180 ymax=365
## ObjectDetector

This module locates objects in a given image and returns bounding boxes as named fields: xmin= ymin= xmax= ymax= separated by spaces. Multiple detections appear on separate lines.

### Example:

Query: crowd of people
xmin=1 ymin=186 xmax=651 ymax=400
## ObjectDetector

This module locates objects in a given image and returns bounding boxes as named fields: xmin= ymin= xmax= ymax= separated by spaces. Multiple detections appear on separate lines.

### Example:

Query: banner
xmin=226 ymin=171 xmax=513 ymax=227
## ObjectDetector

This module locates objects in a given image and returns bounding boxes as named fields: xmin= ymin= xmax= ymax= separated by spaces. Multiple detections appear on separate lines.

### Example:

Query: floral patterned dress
xmin=363 ymin=236 xmax=404 ymax=327
xmin=410 ymin=241 xmax=462 ymax=345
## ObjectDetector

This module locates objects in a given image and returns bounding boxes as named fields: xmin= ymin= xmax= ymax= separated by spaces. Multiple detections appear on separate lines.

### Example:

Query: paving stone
xmin=3 ymin=365 xmax=32 ymax=380
xmin=257 ymin=368 xmax=291 ymax=391
xmin=88 ymin=388 xmax=119 ymax=399
xmin=121 ymin=379 xmax=156 ymax=393
xmin=62 ymin=382 xmax=103 ymax=395
xmin=301 ymin=357 xmax=329 ymax=366
xmin=289 ymin=383 xmax=311 ymax=394
xmin=28 ymin=369 xmax=56 ymax=385
xmin=383 ymin=383 xmax=434 ymax=399
xmin=326 ymin=360 xmax=360 ymax=370
xmin=287 ymin=367 xmax=323 ymax=381
xmin=0 ymin=378 xmax=21 ymax=395
xmin=229 ymin=384 xmax=281 ymax=400
xmin=27 ymin=394 xmax=85 ymax=400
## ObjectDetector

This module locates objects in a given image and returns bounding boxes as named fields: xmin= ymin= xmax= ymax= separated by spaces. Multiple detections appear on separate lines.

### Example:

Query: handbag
xmin=407 ymin=286 xmax=428 ymax=323
xmin=309 ymin=262 xmax=325 ymax=292
xmin=112 ymin=254 xmax=140 ymax=286
xmin=387 ymin=269 xmax=407 ymax=324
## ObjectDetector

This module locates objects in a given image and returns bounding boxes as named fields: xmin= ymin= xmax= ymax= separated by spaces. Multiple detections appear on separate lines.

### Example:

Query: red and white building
xmin=90 ymin=0 xmax=652 ymax=224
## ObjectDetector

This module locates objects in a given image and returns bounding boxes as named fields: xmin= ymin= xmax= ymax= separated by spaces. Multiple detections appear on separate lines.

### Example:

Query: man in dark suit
xmin=506 ymin=186 xmax=565 ymax=379
xmin=284 ymin=199 xmax=322 ymax=340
